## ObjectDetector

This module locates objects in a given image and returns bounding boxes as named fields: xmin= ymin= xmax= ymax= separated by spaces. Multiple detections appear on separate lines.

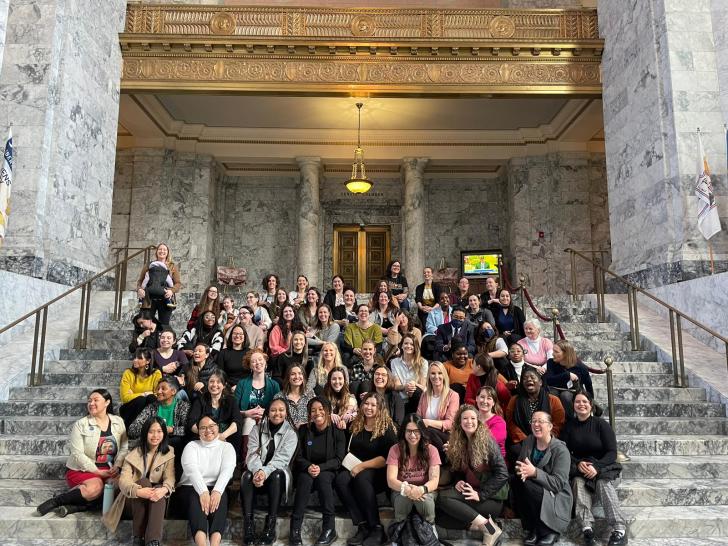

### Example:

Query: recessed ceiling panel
xmin=155 ymin=95 xmax=567 ymax=131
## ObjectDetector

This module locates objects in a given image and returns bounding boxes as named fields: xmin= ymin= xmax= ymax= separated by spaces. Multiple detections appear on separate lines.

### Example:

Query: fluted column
xmin=402 ymin=157 xmax=429 ymax=279
xmin=296 ymin=157 xmax=322 ymax=287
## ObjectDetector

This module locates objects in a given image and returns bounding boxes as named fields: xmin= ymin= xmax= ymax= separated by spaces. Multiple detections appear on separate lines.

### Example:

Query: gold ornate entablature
xmin=120 ymin=3 xmax=603 ymax=95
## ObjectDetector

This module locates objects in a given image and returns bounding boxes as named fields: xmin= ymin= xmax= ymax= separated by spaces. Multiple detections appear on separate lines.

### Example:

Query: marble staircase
xmin=1 ymin=296 xmax=728 ymax=544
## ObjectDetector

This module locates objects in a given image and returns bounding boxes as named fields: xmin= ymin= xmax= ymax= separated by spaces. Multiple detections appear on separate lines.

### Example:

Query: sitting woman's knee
xmin=80 ymin=478 xmax=104 ymax=500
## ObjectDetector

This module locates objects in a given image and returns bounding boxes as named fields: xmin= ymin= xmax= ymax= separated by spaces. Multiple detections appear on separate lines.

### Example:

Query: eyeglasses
xmin=199 ymin=424 xmax=219 ymax=432
xmin=405 ymin=429 xmax=421 ymax=436
xmin=373 ymin=372 xmax=389 ymax=378
xmin=531 ymin=419 xmax=551 ymax=425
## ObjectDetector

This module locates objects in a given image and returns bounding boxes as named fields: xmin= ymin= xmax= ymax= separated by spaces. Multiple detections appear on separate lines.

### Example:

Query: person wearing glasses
xmin=236 ymin=306 xmax=265 ymax=350
xmin=513 ymin=411 xmax=573 ymax=546
xmin=177 ymin=414 xmax=236 ymax=546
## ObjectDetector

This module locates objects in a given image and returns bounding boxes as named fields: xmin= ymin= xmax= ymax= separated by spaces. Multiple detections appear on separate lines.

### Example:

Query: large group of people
xmin=35 ymin=245 xmax=628 ymax=546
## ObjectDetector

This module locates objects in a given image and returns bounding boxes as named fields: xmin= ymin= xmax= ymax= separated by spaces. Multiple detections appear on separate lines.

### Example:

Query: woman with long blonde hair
xmin=307 ymin=341 xmax=348 ymax=393
xmin=334 ymin=393 xmax=397 ymax=546
xmin=416 ymin=361 xmax=459 ymax=457
xmin=390 ymin=333 xmax=428 ymax=414
xmin=323 ymin=367 xmax=357 ymax=430
xmin=438 ymin=405 xmax=508 ymax=546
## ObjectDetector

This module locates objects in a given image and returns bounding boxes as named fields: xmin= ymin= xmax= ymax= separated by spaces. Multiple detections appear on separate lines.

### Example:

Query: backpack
xmin=388 ymin=508 xmax=440 ymax=546
xmin=147 ymin=263 xmax=169 ymax=299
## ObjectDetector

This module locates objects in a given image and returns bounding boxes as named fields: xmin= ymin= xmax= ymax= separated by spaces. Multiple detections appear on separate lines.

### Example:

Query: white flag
xmin=0 ymin=128 xmax=12 ymax=245
xmin=695 ymin=132 xmax=721 ymax=240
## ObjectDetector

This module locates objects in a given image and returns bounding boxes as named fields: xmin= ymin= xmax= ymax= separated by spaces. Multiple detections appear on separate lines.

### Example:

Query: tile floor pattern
xmin=0 ymin=295 xmax=727 ymax=544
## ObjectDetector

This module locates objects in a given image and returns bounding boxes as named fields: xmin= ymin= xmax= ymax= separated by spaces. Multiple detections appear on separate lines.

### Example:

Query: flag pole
xmin=708 ymin=241 xmax=715 ymax=274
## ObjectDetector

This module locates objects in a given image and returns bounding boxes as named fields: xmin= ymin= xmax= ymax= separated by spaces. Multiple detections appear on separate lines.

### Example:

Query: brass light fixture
xmin=345 ymin=102 xmax=373 ymax=194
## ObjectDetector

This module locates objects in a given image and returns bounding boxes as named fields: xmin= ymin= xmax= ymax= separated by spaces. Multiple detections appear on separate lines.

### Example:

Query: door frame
xmin=333 ymin=225 xmax=391 ymax=293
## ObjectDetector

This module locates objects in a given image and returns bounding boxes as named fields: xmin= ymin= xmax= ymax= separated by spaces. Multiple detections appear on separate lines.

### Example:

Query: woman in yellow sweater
xmin=119 ymin=348 xmax=162 ymax=428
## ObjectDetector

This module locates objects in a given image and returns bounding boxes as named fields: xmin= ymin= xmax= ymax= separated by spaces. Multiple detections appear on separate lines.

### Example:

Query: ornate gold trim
xmin=121 ymin=4 xmax=602 ymax=95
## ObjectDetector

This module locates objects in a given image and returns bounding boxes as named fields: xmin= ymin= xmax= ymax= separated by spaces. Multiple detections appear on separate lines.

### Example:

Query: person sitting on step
xmin=37 ymin=388 xmax=128 ymax=517
xmin=242 ymin=398 xmax=299 ymax=546
xmin=102 ymin=416 xmax=175 ymax=546
xmin=560 ymin=392 xmax=628 ymax=546
xmin=517 ymin=320 xmax=554 ymax=373
xmin=177 ymin=413 xmax=236 ymax=546
xmin=188 ymin=370 xmax=242 ymax=460
xmin=437 ymin=405 xmax=508 ymax=546
xmin=177 ymin=310 xmax=224 ymax=360
xmin=289 ymin=397 xmax=346 ymax=546
xmin=119 ymin=348 xmax=162 ymax=429
xmin=442 ymin=340 xmax=475 ymax=404
xmin=416 ymin=361 xmax=459 ymax=460
xmin=513 ymin=411 xmax=573 ymax=546
xmin=129 ymin=310 xmax=162 ymax=355
xmin=544 ymin=339 xmax=594 ymax=420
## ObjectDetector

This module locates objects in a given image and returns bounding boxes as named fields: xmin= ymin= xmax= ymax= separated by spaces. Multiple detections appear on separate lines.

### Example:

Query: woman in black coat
xmin=492 ymin=290 xmax=525 ymax=347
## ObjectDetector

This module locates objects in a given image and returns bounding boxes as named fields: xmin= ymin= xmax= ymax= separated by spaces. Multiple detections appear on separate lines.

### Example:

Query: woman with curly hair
xmin=334 ymin=392 xmax=398 ymax=546
xmin=386 ymin=414 xmax=440 ymax=527
xmin=437 ymin=405 xmax=508 ymax=546
xmin=323 ymin=367 xmax=357 ymax=430
xmin=260 ymin=273 xmax=280 ymax=306
xmin=307 ymin=341 xmax=348 ymax=394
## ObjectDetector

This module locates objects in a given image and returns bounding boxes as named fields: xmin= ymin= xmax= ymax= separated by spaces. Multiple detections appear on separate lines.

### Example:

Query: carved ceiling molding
xmin=121 ymin=4 xmax=603 ymax=95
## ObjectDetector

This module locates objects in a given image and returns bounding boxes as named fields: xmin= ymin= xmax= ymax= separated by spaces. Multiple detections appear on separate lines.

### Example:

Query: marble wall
xmin=507 ymin=152 xmax=609 ymax=296
xmin=424 ymin=175 xmax=507 ymax=275
xmin=0 ymin=0 xmax=127 ymax=285
xmin=646 ymin=271 xmax=728 ymax=355
xmin=111 ymin=149 xmax=221 ymax=292
xmin=598 ymin=0 xmax=728 ymax=289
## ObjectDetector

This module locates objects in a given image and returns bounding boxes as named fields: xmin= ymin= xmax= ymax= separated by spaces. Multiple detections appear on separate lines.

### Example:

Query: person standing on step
xmin=136 ymin=242 xmax=181 ymax=327
xmin=334 ymin=392 xmax=398 ymax=546
xmin=119 ymin=348 xmax=162 ymax=429
xmin=177 ymin=413 xmax=236 ymax=546
xmin=102 ymin=416 xmax=175 ymax=546
xmin=242 ymin=398 xmax=299 ymax=546
xmin=289 ymin=397 xmax=345 ymax=546
xmin=437 ymin=405 xmax=507 ymax=546
xmin=560 ymin=392 xmax=628 ymax=546
xmin=36 ymin=389 xmax=128 ymax=517
xmin=513 ymin=411 xmax=573 ymax=546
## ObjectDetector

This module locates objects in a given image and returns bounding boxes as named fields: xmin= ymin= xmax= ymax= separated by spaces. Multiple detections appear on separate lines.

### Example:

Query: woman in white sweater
xmin=177 ymin=414 xmax=237 ymax=546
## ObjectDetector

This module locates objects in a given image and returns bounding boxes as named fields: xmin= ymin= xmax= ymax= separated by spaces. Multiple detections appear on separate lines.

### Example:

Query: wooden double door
xmin=333 ymin=225 xmax=391 ymax=294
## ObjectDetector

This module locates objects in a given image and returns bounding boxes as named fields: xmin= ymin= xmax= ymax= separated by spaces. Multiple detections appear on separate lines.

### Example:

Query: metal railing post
xmin=36 ymin=307 xmax=48 ymax=386
xmin=627 ymin=288 xmax=636 ymax=351
xmin=676 ymin=314 xmax=686 ymax=387
xmin=75 ymin=284 xmax=87 ymax=349
xmin=669 ymin=310 xmax=679 ymax=387
xmin=604 ymin=355 xmax=615 ymax=429
xmin=631 ymin=287 xmax=640 ymax=350
xmin=551 ymin=308 xmax=559 ymax=340
xmin=519 ymin=275 xmax=526 ymax=319
xmin=29 ymin=310 xmax=41 ymax=387
xmin=569 ymin=250 xmax=577 ymax=299
xmin=82 ymin=283 xmax=92 ymax=349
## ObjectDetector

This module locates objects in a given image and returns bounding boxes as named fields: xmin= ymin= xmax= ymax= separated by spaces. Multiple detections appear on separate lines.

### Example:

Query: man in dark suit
xmin=434 ymin=306 xmax=476 ymax=362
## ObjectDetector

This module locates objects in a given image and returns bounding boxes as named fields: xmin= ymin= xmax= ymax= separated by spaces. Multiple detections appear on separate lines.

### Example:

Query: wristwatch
xmin=422 ymin=485 xmax=429 ymax=494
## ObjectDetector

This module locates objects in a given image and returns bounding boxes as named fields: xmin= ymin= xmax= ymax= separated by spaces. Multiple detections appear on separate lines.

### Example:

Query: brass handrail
xmin=0 ymin=245 xmax=156 ymax=386
xmin=566 ymin=247 xmax=728 ymax=386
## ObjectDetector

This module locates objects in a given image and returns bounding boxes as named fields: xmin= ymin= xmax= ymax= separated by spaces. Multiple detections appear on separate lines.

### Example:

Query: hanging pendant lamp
xmin=345 ymin=103 xmax=374 ymax=194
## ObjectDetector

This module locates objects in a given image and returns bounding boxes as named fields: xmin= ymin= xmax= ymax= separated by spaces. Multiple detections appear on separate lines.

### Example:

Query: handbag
xmin=342 ymin=434 xmax=362 ymax=471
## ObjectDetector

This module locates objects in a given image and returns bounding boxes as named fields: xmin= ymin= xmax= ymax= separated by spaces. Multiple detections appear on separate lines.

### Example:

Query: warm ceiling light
xmin=345 ymin=102 xmax=373 ymax=194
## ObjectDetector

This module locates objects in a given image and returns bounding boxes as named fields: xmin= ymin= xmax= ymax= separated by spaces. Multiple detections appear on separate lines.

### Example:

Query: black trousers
xmin=291 ymin=470 xmax=336 ymax=529
xmin=241 ymin=469 xmax=286 ymax=518
xmin=334 ymin=468 xmax=386 ymax=528
xmin=436 ymin=487 xmax=503 ymax=530
xmin=150 ymin=297 xmax=173 ymax=326
xmin=404 ymin=387 xmax=423 ymax=415
xmin=450 ymin=383 xmax=466 ymax=405
xmin=168 ymin=435 xmax=187 ymax=481
xmin=178 ymin=484 xmax=228 ymax=537
xmin=511 ymin=476 xmax=555 ymax=536
xmin=119 ymin=395 xmax=155 ymax=429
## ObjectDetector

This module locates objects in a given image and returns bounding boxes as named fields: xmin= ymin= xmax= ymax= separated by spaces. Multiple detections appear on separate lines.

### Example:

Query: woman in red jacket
xmin=465 ymin=353 xmax=511 ymax=409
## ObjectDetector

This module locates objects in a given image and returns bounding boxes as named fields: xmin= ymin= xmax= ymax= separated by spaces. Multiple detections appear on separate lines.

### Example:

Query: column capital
xmin=401 ymin=157 xmax=429 ymax=178
xmin=296 ymin=156 xmax=322 ymax=172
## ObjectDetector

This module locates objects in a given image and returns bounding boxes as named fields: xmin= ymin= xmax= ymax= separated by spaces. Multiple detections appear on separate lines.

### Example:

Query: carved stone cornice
xmin=120 ymin=4 xmax=603 ymax=94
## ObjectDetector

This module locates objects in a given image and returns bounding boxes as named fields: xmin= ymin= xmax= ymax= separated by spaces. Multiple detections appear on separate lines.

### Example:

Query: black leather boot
xmin=258 ymin=516 xmax=277 ymax=545
xmin=243 ymin=515 xmax=256 ymax=546
xmin=289 ymin=520 xmax=303 ymax=546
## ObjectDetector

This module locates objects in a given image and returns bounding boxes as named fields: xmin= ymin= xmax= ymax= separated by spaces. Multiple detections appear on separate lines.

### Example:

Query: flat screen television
xmin=461 ymin=250 xmax=502 ymax=278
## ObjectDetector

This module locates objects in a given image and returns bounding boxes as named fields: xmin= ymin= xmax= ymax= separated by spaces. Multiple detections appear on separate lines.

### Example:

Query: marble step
xmin=618 ymin=435 xmax=728 ymax=457
xmin=590 ymin=373 xmax=676 ymax=387
xmin=556 ymin=321 xmax=622 ymax=333
xmin=0 ymin=455 xmax=67 ymax=480
xmin=42 ymin=360 xmax=131 ymax=374
xmin=581 ymin=361 xmax=672 ymax=374
xmin=622 ymin=455 xmax=728 ymax=480
xmin=9 ymin=387 xmax=121 ymax=402
xmin=0 ymin=416 xmax=77 ymax=436
xmin=617 ymin=478 xmax=728 ymax=507
xmin=0 ymin=401 xmax=88 ymax=417
xmin=610 ymin=401 xmax=725 ymax=418
xmin=612 ymin=417 xmax=728 ymax=436
xmin=592 ymin=387 xmax=706 ymax=402
xmin=5 ymin=503 xmax=728 ymax=540
xmin=0 ymin=479 xmax=66 ymax=507
xmin=0 ymin=435 xmax=70 ymax=456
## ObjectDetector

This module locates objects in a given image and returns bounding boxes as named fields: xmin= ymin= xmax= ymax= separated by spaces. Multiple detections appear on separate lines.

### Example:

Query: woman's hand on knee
xmin=209 ymin=490 xmax=222 ymax=513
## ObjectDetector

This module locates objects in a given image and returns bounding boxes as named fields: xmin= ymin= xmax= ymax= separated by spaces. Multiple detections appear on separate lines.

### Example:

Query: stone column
xmin=296 ymin=157 xmax=322 ymax=287
xmin=598 ymin=0 xmax=727 ymax=287
xmin=402 ymin=157 xmax=428 ymax=278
